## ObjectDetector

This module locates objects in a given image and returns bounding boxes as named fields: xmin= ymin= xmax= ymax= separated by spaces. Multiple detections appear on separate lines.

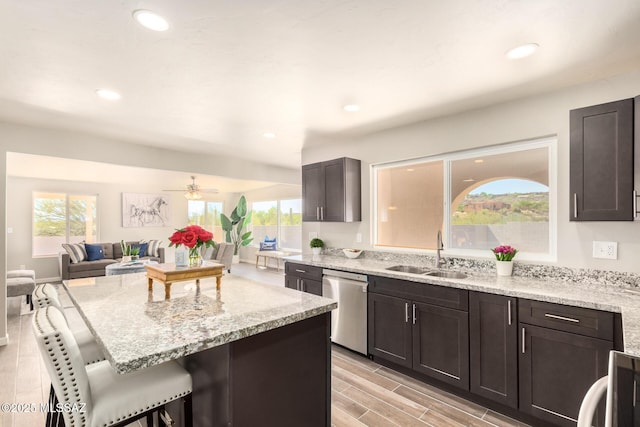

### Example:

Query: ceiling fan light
xmin=184 ymin=190 xmax=202 ymax=200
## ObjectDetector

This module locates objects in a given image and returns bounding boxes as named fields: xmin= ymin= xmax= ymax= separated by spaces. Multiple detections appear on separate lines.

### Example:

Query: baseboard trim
xmin=0 ymin=334 xmax=8 ymax=346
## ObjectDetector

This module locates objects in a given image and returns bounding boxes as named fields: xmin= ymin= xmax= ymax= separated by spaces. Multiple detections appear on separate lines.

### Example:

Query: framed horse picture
xmin=122 ymin=193 xmax=171 ymax=228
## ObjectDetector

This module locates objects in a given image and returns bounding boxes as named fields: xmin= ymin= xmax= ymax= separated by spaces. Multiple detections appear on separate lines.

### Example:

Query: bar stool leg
xmin=184 ymin=394 xmax=193 ymax=427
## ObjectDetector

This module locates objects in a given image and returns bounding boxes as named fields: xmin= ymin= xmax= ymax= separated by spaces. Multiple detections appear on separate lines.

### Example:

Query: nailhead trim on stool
xmin=33 ymin=284 xmax=105 ymax=365
xmin=33 ymin=306 xmax=193 ymax=427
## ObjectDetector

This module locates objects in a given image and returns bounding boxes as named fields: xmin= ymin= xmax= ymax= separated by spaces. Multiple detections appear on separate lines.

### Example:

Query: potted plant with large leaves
xmin=220 ymin=195 xmax=253 ymax=262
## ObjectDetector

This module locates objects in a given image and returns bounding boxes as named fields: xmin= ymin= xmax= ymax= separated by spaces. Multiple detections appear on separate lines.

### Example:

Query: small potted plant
xmin=310 ymin=238 xmax=324 ymax=255
xmin=492 ymin=245 xmax=518 ymax=276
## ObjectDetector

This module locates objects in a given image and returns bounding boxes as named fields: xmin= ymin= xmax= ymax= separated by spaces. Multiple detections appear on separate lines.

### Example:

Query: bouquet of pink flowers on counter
xmin=492 ymin=245 xmax=518 ymax=261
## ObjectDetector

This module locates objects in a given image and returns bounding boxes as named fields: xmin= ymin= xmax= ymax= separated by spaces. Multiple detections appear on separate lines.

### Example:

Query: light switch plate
xmin=356 ymin=233 xmax=362 ymax=243
xmin=592 ymin=241 xmax=618 ymax=260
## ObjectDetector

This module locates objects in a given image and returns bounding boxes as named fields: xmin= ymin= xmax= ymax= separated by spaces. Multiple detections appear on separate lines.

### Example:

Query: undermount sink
xmin=385 ymin=265 xmax=429 ymax=274
xmin=424 ymin=270 xmax=468 ymax=279
xmin=385 ymin=265 xmax=467 ymax=279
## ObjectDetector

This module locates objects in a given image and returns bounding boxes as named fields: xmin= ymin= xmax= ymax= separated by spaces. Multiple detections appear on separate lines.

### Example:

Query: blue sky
xmin=469 ymin=179 xmax=548 ymax=195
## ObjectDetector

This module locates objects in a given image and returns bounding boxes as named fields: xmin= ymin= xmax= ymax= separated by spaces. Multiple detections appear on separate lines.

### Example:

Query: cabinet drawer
xmin=519 ymin=299 xmax=613 ymax=341
xmin=369 ymin=275 xmax=468 ymax=311
xmin=284 ymin=262 xmax=323 ymax=281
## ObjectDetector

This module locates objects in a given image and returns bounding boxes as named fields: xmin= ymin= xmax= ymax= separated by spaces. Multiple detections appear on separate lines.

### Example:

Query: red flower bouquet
xmin=169 ymin=225 xmax=216 ymax=263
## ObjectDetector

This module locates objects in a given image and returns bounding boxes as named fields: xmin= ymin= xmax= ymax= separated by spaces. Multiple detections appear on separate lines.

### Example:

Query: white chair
xmin=32 ymin=306 xmax=193 ymax=427
xmin=32 ymin=283 xmax=104 ymax=365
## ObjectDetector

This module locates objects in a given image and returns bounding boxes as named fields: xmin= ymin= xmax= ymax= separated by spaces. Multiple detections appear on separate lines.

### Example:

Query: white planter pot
xmin=122 ymin=255 xmax=132 ymax=263
xmin=232 ymin=254 xmax=240 ymax=264
xmin=496 ymin=260 xmax=513 ymax=276
xmin=312 ymin=247 xmax=322 ymax=255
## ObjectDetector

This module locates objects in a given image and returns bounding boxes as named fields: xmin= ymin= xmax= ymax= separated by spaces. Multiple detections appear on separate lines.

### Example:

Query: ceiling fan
xmin=163 ymin=176 xmax=219 ymax=200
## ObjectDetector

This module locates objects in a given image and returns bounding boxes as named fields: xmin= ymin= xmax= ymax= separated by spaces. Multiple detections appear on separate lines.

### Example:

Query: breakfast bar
xmin=63 ymin=273 xmax=337 ymax=427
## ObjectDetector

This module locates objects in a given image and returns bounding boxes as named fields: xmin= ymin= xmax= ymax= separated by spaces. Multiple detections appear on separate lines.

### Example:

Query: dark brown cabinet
xmin=412 ymin=301 xmax=469 ymax=389
xmin=518 ymin=300 xmax=614 ymax=427
xmin=469 ymin=292 xmax=518 ymax=408
xmin=368 ymin=293 xmax=412 ymax=368
xmin=302 ymin=157 xmax=361 ymax=222
xmin=284 ymin=262 xmax=323 ymax=296
xmin=570 ymin=98 xmax=635 ymax=221
xmin=368 ymin=275 xmax=469 ymax=389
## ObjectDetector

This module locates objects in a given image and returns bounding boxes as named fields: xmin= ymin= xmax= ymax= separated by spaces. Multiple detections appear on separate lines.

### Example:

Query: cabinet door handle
xmin=522 ymin=328 xmax=526 ymax=354
xmin=320 ymin=206 xmax=324 ymax=221
xmin=295 ymin=269 xmax=306 ymax=273
xmin=544 ymin=313 xmax=580 ymax=323
xmin=412 ymin=304 xmax=416 ymax=325
xmin=405 ymin=303 xmax=409 ymax=323
xmin=296 ymin=278 xmax=300 ymax=291
xmin=301 ymin=280 xmax=306 ymax=292
xmin=574 ymin=193 xmax=578 ymax=219
xmin=507 ymin=300 xmax=512 ymax=326
xmin=316 ymin=206 xmax=320 ymax=221
xmin=634 ymin=190 xmax=637 ymax=219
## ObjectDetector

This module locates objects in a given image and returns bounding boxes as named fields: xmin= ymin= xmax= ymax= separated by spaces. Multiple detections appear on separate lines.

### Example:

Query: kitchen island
xmin=63 ymin=271 xmax=337 ymax=427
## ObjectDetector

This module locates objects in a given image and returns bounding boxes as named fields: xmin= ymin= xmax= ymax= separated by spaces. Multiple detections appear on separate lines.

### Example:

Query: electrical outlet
xmin=592 ymin=241 xmax=618 ymax=260
xmin=7 ymin=227 xmax=13 ymax=234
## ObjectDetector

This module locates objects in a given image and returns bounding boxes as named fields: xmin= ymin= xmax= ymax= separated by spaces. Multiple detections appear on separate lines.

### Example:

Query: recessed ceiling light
xmin=406 ymin=168 xmax=414 ymax=172
xmin=133 ymin=10 xmax=169 ymax=32
xmin=263 ymin=132 xmax=276 ymax=139
xmin=95 ymin=89 xmax=121 ymax=100
xmin=388 ymin=206 xmax=398 ymax=211
xmin=463 ymin=178 xmax=475 ymax=182
xmin=474 ymin=159 xmax=484 ymax=164
xmin=506 ymin=43 xmax=539 ymax=59
xmin=343 ymin=104 xmax=360 ymax=112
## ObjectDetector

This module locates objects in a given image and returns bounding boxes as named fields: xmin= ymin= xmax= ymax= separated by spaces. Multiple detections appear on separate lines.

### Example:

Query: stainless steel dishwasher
xmin=322 ymin=269 xmax=368 ymax=355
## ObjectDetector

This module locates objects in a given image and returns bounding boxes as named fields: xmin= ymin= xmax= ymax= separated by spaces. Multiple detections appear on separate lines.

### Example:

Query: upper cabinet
xmin=302 ymin=157 xmax=361 ymax=222
xmin=570 ymin=98 xmax=635 ymax=221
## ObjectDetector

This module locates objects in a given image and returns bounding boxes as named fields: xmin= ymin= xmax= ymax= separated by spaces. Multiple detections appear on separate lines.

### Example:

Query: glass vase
xmin=189 ymin=247 xmax=203 ymax=267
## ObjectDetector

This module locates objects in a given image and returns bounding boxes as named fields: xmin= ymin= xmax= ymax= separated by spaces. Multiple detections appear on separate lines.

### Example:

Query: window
xmin=373 ymin=138 xmax=555 ymax=260
xmin=251 ymin=199 xmax=302 ymax=251
xmin=33 ymin=192 xmax=98 ymax=257
xmin=188 ymin=201 xmax=223 ymax=241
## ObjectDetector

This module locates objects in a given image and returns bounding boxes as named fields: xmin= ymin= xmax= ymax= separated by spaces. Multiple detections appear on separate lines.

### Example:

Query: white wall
xmin=0 ymin=121 xmax=300 ymax=345
xmin=302 ymin=70 xmax=640 ymax=273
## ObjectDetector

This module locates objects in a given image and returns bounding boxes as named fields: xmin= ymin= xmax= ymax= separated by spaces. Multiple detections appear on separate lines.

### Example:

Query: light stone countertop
xmin=63 ymin=272 xmax=337 ymax=374
xmin=286 ymin=254 xmax=640 ymax=356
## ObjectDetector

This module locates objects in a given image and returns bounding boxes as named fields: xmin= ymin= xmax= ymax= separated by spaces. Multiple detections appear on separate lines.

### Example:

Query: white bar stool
xmin=32 ymin=306 xmax=193 ymax=427
xmin=33 ymin=283 xmax=104 ymax=365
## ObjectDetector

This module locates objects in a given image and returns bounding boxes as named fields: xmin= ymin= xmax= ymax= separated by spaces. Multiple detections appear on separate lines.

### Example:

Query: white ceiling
xmin=1 ymin=0 xmax=640 ymax=169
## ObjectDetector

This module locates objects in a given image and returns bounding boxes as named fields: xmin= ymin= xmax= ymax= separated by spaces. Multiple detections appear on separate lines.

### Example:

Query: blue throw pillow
xmin=260 ymin=241 xmax=277 ymax=251
xmin=132 ymin=242 xmax=148 ymax=258
xmin=84 ymin=243 xmax=105 ymax=261
xmin=264 ymin=236 xmax=277 ymax=243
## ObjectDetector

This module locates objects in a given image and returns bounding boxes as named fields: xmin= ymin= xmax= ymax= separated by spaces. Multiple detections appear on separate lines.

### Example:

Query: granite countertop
xmin=63 ymin=273 xmax=337 ymax=374
xmin=286 ymin=254 xmax=640 ymax=356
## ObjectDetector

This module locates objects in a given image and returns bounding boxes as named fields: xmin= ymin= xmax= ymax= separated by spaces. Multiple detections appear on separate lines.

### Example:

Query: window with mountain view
xmin=373 ymin=139 xmax=555 ymax=260
xmin=33 ymin=192 xmax=98 ymax=257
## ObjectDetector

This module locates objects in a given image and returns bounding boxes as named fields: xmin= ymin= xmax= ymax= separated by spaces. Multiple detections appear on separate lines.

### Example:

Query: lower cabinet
xmin=284 ymin=262 xmax=323 ymax=296
xmin=367 ymin=275 xmax=619 ymax=427
xmin=413 ymin=301 xmax=469 ymax=389
xmin=368 ymin=293 xmax=412 ymax=368
xmin=368 ymin=289 xmax=469 ymax=389
xmin=518 ymin=299 xmax=614 ymax=427
xmin=469 ymin=292 xmax=518 ymax=408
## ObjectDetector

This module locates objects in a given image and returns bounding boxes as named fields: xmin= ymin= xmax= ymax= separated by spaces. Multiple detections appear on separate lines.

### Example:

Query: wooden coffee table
xmin=145 ymin=262 xmax=224 ymax=300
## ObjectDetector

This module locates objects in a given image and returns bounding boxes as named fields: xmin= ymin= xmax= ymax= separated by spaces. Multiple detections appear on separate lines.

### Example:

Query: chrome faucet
xmin=436 ymin=230 xmax=445 ymax=269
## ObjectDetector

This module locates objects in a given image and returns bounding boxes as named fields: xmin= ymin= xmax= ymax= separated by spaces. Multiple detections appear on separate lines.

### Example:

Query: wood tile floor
xmin=330 ymin=345 xmax=529 ymax=427
xmin=1 ymin=264 xmax=530 ymax=427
